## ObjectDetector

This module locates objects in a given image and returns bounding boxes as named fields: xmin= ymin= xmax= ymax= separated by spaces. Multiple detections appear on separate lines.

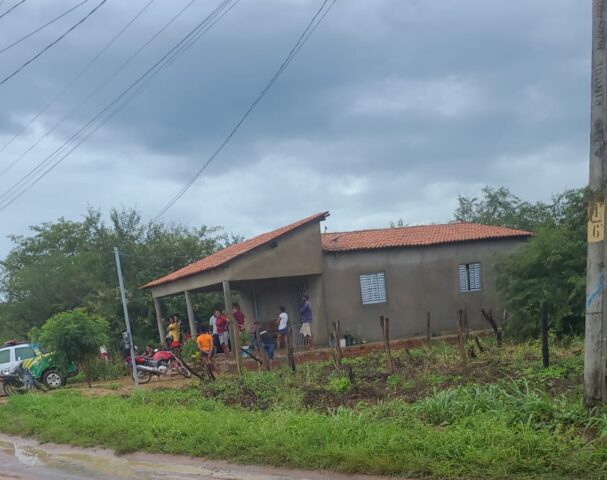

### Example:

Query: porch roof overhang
xmin=142 ymin=212 xmax=329 ymax=298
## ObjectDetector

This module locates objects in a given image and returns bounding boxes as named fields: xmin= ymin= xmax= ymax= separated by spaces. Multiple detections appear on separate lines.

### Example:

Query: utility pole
xmin=114 ymin=247 xmax=139 ymax=387
xmin=585 ymin=0 xmax=607 ymax=407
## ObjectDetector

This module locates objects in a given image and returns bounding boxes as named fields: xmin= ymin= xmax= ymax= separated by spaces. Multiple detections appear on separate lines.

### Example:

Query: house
xmin=142 ymin=212 xmax=531 ymax=347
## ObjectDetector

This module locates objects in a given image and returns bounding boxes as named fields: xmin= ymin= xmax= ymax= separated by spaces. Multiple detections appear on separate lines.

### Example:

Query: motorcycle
xmin=0 ymin=363 xmax=47 ymax=396
xmin=124 ymin=350 xmax=192 ymax=384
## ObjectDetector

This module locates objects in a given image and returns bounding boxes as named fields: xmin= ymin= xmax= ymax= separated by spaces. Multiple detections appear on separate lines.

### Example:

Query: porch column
xmin=153 ymin=297 xmax=167 ymax=348
xmin=222 ymin=280 xmax=242 ymax=375
xmin=185 ymin=290 xmax=197 ymax=337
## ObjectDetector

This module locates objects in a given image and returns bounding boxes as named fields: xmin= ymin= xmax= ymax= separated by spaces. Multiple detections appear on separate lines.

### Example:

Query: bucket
xmin=240 ymin=345 xmax=250 ymax=358
xmin=339 ymin=338 xmax=346 ymax=348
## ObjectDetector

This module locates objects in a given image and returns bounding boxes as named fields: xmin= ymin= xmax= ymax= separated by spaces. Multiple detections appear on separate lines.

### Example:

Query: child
xmin=196 ymin=326 xmax=214 ymax=369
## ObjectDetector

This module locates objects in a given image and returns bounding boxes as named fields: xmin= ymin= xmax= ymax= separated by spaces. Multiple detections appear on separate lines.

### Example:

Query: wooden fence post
xmin=541 ymin=304 xmax=550 ymax=368
xmin=286 ymin=321 xmax=296 ymax=372
xmin=332 ymin=321 xmax=343 ymax=367
xmin=381 ymin=316 xmax=394 ymax=373
xmin=457 ymin=309 xmax=468 ymax=367
xmin=481 ymin=307 xmax=503 ymax=347
xmin=426 ymin=311 xmax=431 ymax=346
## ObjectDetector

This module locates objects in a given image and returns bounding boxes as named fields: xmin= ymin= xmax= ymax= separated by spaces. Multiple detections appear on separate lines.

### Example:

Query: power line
xmin=0 ymin=0 xmax=26 ymax=21
xmin=151 ymin=0 xmax=337 ymax=222
xmin=0 ymin=0 xmax=156 ymax=169
xmin=0 ymin=0 xmax=91 ymax=56
xmin=0 ymin=0 xmax=203 ymax=181
xmin=0 ymin=0 xmax=239 ymax=211
xmin=0 ymin=0 xmax=107 ymax=87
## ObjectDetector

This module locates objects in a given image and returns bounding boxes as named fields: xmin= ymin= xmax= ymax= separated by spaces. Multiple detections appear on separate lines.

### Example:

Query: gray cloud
xmin=0 ymin=0 xmax=591 ymax=258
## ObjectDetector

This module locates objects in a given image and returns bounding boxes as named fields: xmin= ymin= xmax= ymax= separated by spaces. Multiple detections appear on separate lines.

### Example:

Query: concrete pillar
xmin=309 ymin=274 xmax=329 ymax=347
xmin=153 ymin=297 xmax=167 ymax=348
xmin=222 ymin=280 xmax=242 ymax=375
xmin=185 ymin=290 xmax=197 ymax=337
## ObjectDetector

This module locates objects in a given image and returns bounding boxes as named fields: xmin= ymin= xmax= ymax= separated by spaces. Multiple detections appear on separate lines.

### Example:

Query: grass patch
xmin=1 ymin=338 xmax=604 ymax=478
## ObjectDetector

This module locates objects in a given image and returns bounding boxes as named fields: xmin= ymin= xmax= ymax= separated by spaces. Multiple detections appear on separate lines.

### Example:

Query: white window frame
xmin=459 ymin=262 xmax=481 ymax=292
xmin=360 ymin=272 xmax=387 ymax=305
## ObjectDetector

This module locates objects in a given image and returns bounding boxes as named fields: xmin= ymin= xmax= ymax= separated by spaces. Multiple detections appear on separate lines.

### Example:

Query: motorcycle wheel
xmin=135 ymin=369 xmax=152 ymax=385
xmin=176 ymin=360 xmax=192 ymax=379
xmin=3 ymin=382 xmax=20 ymax=396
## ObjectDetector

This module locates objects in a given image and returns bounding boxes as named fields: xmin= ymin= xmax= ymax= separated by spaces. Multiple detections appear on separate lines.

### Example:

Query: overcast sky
xmin=0 ymin=0 xmax=591 ymax=258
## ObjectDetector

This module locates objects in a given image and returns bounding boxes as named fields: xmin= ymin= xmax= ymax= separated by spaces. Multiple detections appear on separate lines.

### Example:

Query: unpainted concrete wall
xmin=149 ymin=221 xmax=324 ymax=298
xmin=322 ymin=238 xmax=526 ymax=344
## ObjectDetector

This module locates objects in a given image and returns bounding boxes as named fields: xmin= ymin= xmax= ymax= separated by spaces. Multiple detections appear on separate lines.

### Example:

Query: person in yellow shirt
xmin=196 ymin=326 xmax=214 ymax=370
xmin=167 ymin=315 xmax=181 ymax=356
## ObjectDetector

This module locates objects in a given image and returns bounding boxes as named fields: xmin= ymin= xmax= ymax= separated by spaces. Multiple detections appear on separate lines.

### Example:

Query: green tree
xmin=0 ymin=207 xmax=228 ymax=345
xmin=454 ymin=186 xmax=553 ymax=231
xmin=32 ymin=308 xmax=109 ymax=387
xmin=459 ymin=187 xmax=587 ymax=337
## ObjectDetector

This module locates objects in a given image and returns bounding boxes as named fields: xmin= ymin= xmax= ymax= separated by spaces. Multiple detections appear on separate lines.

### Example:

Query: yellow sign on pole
xmin=588 ymin=201 xmax=605 ymax=243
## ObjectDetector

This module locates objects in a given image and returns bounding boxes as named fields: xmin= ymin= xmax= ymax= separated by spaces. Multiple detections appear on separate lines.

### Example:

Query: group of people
xmin=195 ymin=295 xmax=314 ymax=369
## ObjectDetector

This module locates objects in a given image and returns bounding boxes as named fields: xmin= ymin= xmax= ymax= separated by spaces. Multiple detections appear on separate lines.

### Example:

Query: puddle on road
xmin=0 ymin=437 xmax=303 ymax=480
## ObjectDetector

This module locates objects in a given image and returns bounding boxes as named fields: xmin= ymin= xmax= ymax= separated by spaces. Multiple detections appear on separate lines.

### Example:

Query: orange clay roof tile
xmin=321 ymin=223 xmax=531 ymax=252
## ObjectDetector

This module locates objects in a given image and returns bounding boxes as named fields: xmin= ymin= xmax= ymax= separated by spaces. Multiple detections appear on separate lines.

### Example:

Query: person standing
xmin=209 ymin=310 xmax=221 ymax=353
xmin=299 ymin=294 xmax=314 ymax=349
xmin=232 ymin=303 xmax=246 ymax=331
xmin=167 ymin=315 xmax=181 ymax=357
xmin=215 ymin=310 xmax=231 ymax=358
xmin=196 ymin=326 xmax=215 ymax=371
xmin=276 ymin=306 xmax=289 ymax=353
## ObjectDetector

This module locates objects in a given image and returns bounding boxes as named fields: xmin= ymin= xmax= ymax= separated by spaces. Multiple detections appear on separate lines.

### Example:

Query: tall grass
xmin=1 ymin=386 xmax=606 ymax=479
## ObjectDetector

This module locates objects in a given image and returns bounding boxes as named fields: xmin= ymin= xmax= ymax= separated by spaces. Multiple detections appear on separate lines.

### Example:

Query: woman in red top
xmin=215 ymin=311 xmax=230 ymax=358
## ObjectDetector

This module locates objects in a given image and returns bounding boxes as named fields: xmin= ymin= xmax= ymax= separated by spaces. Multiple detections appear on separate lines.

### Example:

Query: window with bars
xmin=360 ymin=272 xmax=387 ymax=304
xmin=459 ymin=263 xmax=481 ymax=292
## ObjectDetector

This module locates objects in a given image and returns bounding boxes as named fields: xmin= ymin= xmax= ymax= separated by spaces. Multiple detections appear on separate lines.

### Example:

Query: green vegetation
xmin=455 ymin=186 xmax=586 ymax=337
xmin=31 ymin=309 xmax=109 ymax=387
xmin=2 ymin=340 xmax=605 ymax=479
xmin=0 ymin=207 xmax=233 ymax=344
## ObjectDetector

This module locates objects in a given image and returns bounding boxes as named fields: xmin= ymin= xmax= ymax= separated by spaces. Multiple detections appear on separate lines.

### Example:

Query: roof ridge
xmin=322 ymin=222 xmax=530 ymax=236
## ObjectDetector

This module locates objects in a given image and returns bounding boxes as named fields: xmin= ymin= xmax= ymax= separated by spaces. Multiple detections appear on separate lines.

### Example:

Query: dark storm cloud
xmin=0 ymin=0 xmax=592 ymax=257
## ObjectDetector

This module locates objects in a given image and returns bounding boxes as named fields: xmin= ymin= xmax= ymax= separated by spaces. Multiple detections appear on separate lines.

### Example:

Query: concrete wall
xmin=150 ymin=220 xmax=325 ymax=298
xmin=234 ymin=274 xmax=329 ymax=346
xmin=322 ymin=238 xmax=526 ymax=344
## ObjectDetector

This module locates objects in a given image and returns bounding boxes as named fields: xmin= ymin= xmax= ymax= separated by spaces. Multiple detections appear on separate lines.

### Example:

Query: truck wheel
xmin=42 ymin=370 xmax=64 ymax=389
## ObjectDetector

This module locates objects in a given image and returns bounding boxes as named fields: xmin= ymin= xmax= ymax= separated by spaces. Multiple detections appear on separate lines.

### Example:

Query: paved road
xmin=0 ymin=434 xmax=392 ymax=480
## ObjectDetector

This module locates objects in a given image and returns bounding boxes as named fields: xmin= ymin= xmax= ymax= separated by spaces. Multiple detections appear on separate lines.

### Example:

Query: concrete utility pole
xmin=586 ymin=0 xmax=607 ymax=407
xmin=114 ymin=247 xmax=139 ymax=387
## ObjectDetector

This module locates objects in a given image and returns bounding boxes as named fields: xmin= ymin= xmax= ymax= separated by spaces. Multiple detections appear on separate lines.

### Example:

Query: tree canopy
xmin=455 ymin=186 xmax=587 ymax=337
xmin=0 ymin=208 xmax=229 ymax=345
xmin=32 ymin=308 xmax=109 ymax=386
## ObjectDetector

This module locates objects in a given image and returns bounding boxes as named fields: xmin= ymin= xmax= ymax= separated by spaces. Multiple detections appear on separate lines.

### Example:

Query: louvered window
xmin=459 ymin=263 xmax=481 ymax=292
xmin=360 ymin=272 xmax=387 ymax=304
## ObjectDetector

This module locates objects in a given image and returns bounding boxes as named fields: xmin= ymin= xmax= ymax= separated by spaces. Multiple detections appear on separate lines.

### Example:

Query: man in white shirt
xmin=276 ymin=305 xmax=289 ymax=353
xmin=209 ymin=310 xmax=220 ymax=354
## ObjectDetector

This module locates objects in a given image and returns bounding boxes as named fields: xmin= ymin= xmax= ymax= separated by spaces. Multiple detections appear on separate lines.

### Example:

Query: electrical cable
xmin=0 ymin=0 xmax=238 ymax=211
xmin=0 ymin=0 xmax=204 ymax=180
xmin=151 ymin=0 xmax=337 ymax=222
xmin=0 ymin=0 xmax=90 ymax=56
xmin=0 ymin=0 xmax=26 ymax=21
xmin=0 ymin=0 xmax=156 ymax=169
xmin=0 ymin=0 xmax=107 ymax=87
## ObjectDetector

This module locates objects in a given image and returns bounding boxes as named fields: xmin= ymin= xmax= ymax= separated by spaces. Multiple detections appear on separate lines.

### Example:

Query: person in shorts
xmin=209 ymin=309 xmax=221 ymax=353
xmin=276 ymin=306 xmax=289 ymax=353
xmin=215 ymin=310 xmax=231 ymax=358
xmin=196 ymin=326 xmax=215 ymax=369
xmin=299 ymin=294 xmax=314 ymax=349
